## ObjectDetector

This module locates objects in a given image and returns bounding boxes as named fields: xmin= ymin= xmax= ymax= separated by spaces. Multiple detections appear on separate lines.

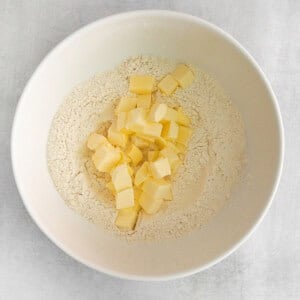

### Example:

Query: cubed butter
xmin=140 ymin=122 xmax=162 ymax=138
xmin=137 ymin=94 xmax=152 ymax=109
xmin=92 ymin=144 xmax=120 ymax=173
xmin=155 ymin=136 xmax=167 ymax=149
xmin=158 ymin=74 xmax=178 ymax=95
xmin=131 ymin=135 xmax=150 ymax=149
xmin=134 ymin=162 xmax=149 ymax=186
xmin=115 ymin=207 xmax=138 ymax=230
xmin=142 ymin=178 xmax=172 ymax=200
xmin=177 ymin=126 xmax=192 ymax=146
xmin=171 ymin=160 xmax=182 ymax=173
xmin=126 ymin=108 xmax=147 ymax=132
xmin=162 ymin=121 xmax=179 ymax=140
xmin=129 ymin=75 xmax=155 ymax=94
xmin=162 ymin=107 xmax=178 ymax=122
xmin=166 ymin=141 xmax=181 ymax=154
xmin=118 ymin=150 xmax=131 ymax=164
xmin=126 ymin=144 xmax=143 ymax=166
xmin=172 ymin=64 xmax=195 ymax=88
xmin=160 ymin=147 xmax=180 ymax=168
xmin=111 ymin=163 xmax=132 ymax=192
xmin=148 ymin=150 xmax=159 ymax=162
xmin=148 ymin=103 xmax=168 ymax=122
xmin=176 ymin=107 xmax=190 ymax=126
xmin=116 ymin=97 xmax=136 ymax=113
xmin=115 ymin=187 xmax=135 ymax=209
xmin=139 ymin=192 xmax=164 ymax=214
xmin=107 ymin=124 xmax=128 ymax=148
xmin=149 ymin=157 xmax=171 ymax=179
xmin=106 ymin=181 xmax=116 ymax=195
xmin=175 ymin=142 xmax=186 ymax=153
xmin=116 ymin=112 xmax=129 ymax=133
xmin=87 ymin=133 xmax=108 ymax=151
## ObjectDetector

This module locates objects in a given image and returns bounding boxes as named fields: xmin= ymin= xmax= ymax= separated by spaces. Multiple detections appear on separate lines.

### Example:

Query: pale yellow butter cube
xmin=133 ymin=187 xmax=143 ymax=204
xmin=172 ymin=64 xmax=195 ymax=88
xmin=135 ymin=133 xmax=155 ymax=143
xmin=148 ymin=103 xmax=168 ymax=122
xmin=126 ymin=108 xmax=147 ymax=132
xmin=106 ymin=181 xmax=116 ymax=195
xmin=162 ymin=121 xmax=179 ymax=140
xmin=165 ymin=141 xmax=180 ymax=154
xmin=92 ymin=144 xmax=120 ymax=173
xmin=162 ymin=107 xmax=178 ymax=122
xmin=126 ymin=144 xmax=143 ymax=166
xmin=177 ymin=126 xmax=192 ymax=146
xmin=134 ymin=162 xmax=149 ymax=186
xmin=116 ymin=97 xmax=137 ymax=113
xmin=116 ymin=112 xmax=128 ymax=133
xmin=118 ymin=150 xmax=131 ymax=164
xmin=142 ymin=178 xmax=172 ymax=200
xmin=87 ymin=133 xmax=108 ymax=151
xmin=137 ymin=94 xmax=152 ymax=109
xmin=140 ymin=122 xmax=162 ymax=138
xmin=139 ymin=192 xmax=164 ymax=214
xmin=148 ymin=150 xmax=159 ymax=162
xmin=171 ymin=160 xmax=182 ymax=173
xmin=111 ymin=163 xmax=132 ymax=192
xmin=176 ymin=107 xmax=190 ymax=126
xmin=131 ymin=135 xmax=150 ymax=149
xmin=115 ymin=208 xmax=138 ymax=230
xmin=175 ymin=142 xmax=186 ymax=153
xmin=149 ymin=157 xmax=171 ymax=179
xmin=107 ymin=124 xmax=128 ymax=148
xmin=129 ymin=75 xmax=155 ymax=94
xmin=160 ymin=147 xmax=180 ymax=168
xmin=116 ymin=187 xmax=135 ymax=209
xmin=155 ymin=136 xmax=167 ymax=149
xmin=158 ymin=74 xmax=178 ymax=95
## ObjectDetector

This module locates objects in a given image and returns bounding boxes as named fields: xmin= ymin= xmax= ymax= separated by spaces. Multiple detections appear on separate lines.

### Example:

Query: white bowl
xmin=11 ymin=11 xmax=284 ymax=280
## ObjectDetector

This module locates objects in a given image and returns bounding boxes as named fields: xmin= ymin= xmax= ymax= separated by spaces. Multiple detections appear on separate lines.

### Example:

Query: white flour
xmin=47 ymin=56 xmax=246 ymax=241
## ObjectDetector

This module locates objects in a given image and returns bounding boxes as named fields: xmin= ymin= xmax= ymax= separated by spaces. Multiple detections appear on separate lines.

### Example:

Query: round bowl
xmin=11 ymin=11 xmax=284 ymax=280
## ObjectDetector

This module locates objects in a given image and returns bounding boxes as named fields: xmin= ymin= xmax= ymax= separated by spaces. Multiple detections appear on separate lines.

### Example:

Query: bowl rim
xmin=11 ymin=10 xmax=284 ymax=281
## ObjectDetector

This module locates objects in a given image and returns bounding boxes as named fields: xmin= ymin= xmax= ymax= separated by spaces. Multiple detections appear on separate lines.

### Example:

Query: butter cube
xmin=162 ymin=121 xmax=179 ymax=140
xmin=155 ymin=136 xmax=167 ymax=149
xmin=148 ymin=150 xmax=159 ymax=162
xmin=148 ymin=103 xmax=168 ymax=122
xmin=176 ymin=107 xmax=190 ymax=126
xmin=140 ymin=122 xmax=162 ymax=138
xmin=129 ymin=75 xmax=155 ymax=94
xmin=116 ymin=112 xmax=128 ymax=133
xmin=166 ymin=141 xmax=180 ymax=154
xmin=126 ymin=144 xmax=143 ymax=166
xmin=92 ymin=144 xmax=120 ymax=173
xmin=160 ymin=147 xmax=180 ymax=168
xmin=134 ymin=162 xmax=149 ymax=186
xmin=158 ymin=74 xmax=178 ymax=95
xmin=177 ymin=126 xmax=192 ymax=146
xmin=163 ymin=107 xmax=178 ymax=122
xmin=137 ymin=94 xmax=151 ymax=109
xmin=131 ymin=135 xmax=150 ymax=149
xmin=171 ymin=160 xmax=182 ymax=173
xmin=127 ymin=164 xmax=134 ymax=176
xmin=175 ymin=142 xmax=186 ymax=153
xmin=107 ymin=124 xmax=128 ymax=148
xmin=115 ymin=208 xmax=138 ymax=230
xmin=139 ymin=192 xmax=164 ymax=214
xmin=111 ymin=163 xmax=132 ymax=192
xmin=87 ymin=133 xmax=108 ymax=151
xmin=135 ymin=133 xmax=155 ymax=143
xmin=149 ymin=157 xmax=171 ymax=179
xmin=116 ymin=97 xmax=136 ymax=113
xmin=133 ymin=187 xmax=143 ymax=204
xmin=126 ymin=108 xmax=147 ymax=132
xmin=172 ymin=64 xmax=194 ymax=88
xmin=106 ymin=181 xmax=116 ymax=195
xmin=118 ymin=150 xmax=131 ymax=164
xmin=116 ymin=187 xmax=135 ymax=209
xmin=142 ymin=178 xmax=172 ymax=200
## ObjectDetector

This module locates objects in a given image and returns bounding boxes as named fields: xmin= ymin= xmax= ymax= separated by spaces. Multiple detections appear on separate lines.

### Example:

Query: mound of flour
xmin=47 ymin=56 xmax=246 ymax=241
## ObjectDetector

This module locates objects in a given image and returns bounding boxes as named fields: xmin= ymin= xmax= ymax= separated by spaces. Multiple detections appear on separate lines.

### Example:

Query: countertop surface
xmin=1 ymin=1 xmax=299 ymax=299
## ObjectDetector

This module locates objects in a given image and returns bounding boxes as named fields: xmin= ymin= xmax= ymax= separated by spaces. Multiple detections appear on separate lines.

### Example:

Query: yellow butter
xmin=149 ymin=157 xmax=171 ymax=179
xmin=107 ymin=123 xmax=128 ymax=148
xmin=126 ymin=144 xmax=143 ymax=166
xmin=162 ymin=121 xmax=179 ymax=140
xmin=139 ymin=191 xmax=164 ymax=214
xmin=158 ymin=74 xmax=178 ymax=95
xmin=111 ymin=163 xmax=132 ymax=192
xmin=129 ymin=75 xmax=155 ymax=94
xmin=116 ymin=97 xmax=137 ymax=113
xmin=176 ymin=107 xmax=190 ymax=126
xmin=92 ymin=144 xmax=120 ymax=173
xmin=131 ymin=135 xmax=150 ymax=149
xmin=115 ymin=187 xmax=135 ymax=209
xmin=115 ymin=207 xmax=138 ymax=230
xmin=155 ymin=136 xmax=167 ymax=149
xmin=165 ymin=141 xmax=180 ymax=154
xmin=172 ymin=64 xmax=195 ymax=88
xmin=126 ymin=108 xmax=147 ymax=132
xmin=177 ymin=126 xmax=192 ymax=146
xmin=148 ymin=103 xmax=168 ymax=122
xmin=137 ymin=94 xmax=152 ymax=109
xmin=160 ymin=147 xmax=180 ymax=168
xmin=106 ymin=181 xmax=116 ymax=195
xmin=142 ymin=178 xmax=172 ymax=200
xmin=163 ymin=107 xmax=178 ymax=122
xmin=87 ymin=133 xmax=108 ymax=151
xmin=140 ymin=122 xmax=162 ymax=138
xmin=148 ymin=150 xmax=159 ymax=162
xmin=134 ymin=161 xmax=149 ymax=186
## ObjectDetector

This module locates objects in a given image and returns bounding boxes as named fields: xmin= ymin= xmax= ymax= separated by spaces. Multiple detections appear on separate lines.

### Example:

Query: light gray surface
xmin=0 ymin=0 xmax=299 ymax=299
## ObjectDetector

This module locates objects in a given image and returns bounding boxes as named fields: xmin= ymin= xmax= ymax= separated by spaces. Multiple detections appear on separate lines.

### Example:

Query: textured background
xmin=1 ymin=1 xmax=299 ymax=299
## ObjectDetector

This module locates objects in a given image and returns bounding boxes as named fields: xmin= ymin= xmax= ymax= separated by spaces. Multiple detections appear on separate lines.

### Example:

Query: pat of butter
xmin=142 ymin=178 xmax=172 ymax=200
xmin=107 ymin=123 xmax=128 ymax=148
xmin=126 ymin=144 xmax=143 ymax=166
xmin=158 ymin=74 xmax=178 ymax=95
xmin=137 ymin=94 xmax=152 ymax=109
xmin=149 ymin=157 xmax=171 ymax=179
xmin=177 ymin=126 xmax=192 ymax=146
xmin=139 ymin=191 xmax=164 ymax=214
xmin=172 ymin=64 xmax=195 ymax=88
xmin=111 ymin=163 xmax=132 ymax=192
xmin=126 ymin=108 xmax=147 ymax=132
xmin=129 ymin=75 xmax=155 ymax=94
xmin=115 ymin=207 xmax=138 ymax=230
xmin=176 ymin=107 xmax=190 ymax=126
xmin=140 ymin=122 xmax=162 ymax=138
xmin=148 ymin=103 xmax=168 ymax=122
xmin=116 ymin=187 xmax=135 ymax=209
xmin=160 ymin=147 xmax=180 ymax=168
xmin=134 ymin=161 xmax=149 ymax=186
xmin=163 ymin=107 xmax=178 ymax=122
xmin=162 ymin=121 xmax=179 ymax=140
xmin=92 ymin=144 xmax=120 ymax=173
xmin=131 ymin=135 xmax=150 ymax=149
xmin=87 ymin=133 xmax=108 ymax=151
xmin=148 ymin=150 xmax=159 ymax=162
xmin=116 ymin=97 xmax=137 ymax=113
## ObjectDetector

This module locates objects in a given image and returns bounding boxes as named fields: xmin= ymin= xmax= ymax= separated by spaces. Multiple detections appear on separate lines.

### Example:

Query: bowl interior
xmin=12 ymin=12 xmax=282 ymax=279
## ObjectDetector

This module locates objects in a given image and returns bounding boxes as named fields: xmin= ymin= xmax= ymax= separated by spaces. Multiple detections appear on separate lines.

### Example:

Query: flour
xmin=47 ymin=56 xmax=246 ymax=241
